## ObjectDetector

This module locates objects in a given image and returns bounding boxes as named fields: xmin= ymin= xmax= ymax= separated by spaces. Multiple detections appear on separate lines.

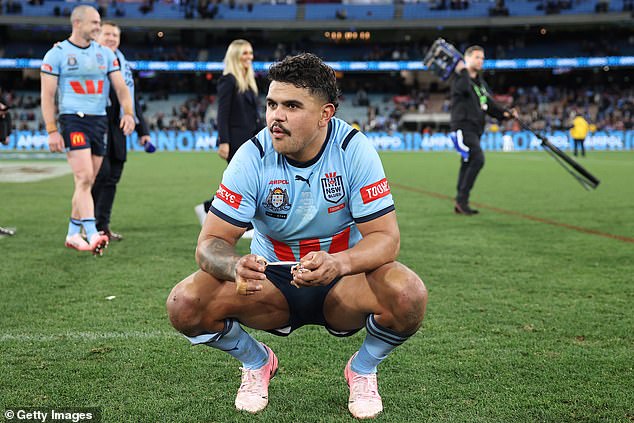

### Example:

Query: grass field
xmin=1 ymin=150 xmax=633 ymax=422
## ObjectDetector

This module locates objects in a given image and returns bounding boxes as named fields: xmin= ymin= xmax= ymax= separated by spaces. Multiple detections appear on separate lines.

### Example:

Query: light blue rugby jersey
xmin=41 ymin=40 xmax=120 ymax=116
xmin=210 ymin=117 xmax=395 ymax=263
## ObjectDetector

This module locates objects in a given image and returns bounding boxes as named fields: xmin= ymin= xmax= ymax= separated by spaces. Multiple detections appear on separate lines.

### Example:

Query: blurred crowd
xmin=2 ymin=82 xmax=632 ymax=134
xmin=509 ymin=85 xmax=634 ymax=132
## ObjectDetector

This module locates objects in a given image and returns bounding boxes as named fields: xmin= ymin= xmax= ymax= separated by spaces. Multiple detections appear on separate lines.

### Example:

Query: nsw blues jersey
xmin=41 ymin=40 xmax=120 ymax=116
xmin=210 ymin=117 xmax=395 ymax=262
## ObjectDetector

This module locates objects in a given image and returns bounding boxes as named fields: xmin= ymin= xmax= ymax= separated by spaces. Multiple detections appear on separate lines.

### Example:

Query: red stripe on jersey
xmin=299 ymin=238 xmax=321 ymax=259
xmin=97 ymin=80 xmax=104 ymax=94
xmin=268 ymin=236 xmax=296 ymax=261
xmin=85 ymin=80 xmax=96 ymax=94
xmin=360 ymin=178 xmax=391 ymax=204
xmin=328 ymin=227 xmax=351 ymax=254
xmin=69 ymin=81 xmax=86 ymax=94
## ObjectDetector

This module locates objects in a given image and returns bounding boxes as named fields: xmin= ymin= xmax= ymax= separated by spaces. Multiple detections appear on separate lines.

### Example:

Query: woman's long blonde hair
xmin=223 ymin=39 xmax=258 ymax=95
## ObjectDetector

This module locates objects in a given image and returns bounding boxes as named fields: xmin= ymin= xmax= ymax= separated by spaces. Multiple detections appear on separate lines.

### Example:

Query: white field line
xmin=0 ymin=330 xmax=181 ymax=342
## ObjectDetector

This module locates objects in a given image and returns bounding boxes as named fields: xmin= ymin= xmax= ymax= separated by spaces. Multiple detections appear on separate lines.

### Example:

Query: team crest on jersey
xmin=96 ymin=53 xmax=104 ymax=65
xmin=263 ymin=187 xmax=291 ymax=213
xmin=67 ymin=55 xmax=77 ymax=67
xmin=321 ymin=172 xmax=345 ymax=204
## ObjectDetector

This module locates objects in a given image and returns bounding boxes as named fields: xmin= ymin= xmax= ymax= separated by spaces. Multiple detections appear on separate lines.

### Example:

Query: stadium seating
xmin=5 ymin=0 xmax=630 ymax=20
xmin=304 ymin=4 xmax=394 ymax=20
xmin=213 ymin=3 xmax=296 ymax=20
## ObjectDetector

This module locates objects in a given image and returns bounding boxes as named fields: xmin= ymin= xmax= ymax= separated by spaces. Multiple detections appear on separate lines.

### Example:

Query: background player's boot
xmin=454 ymin=203 xmax=478 ymax=215
xmin=0 ymin=226 xmax=16 ymax=236
xmin=345 ymin=352 xmax=383 ymax=419
xmin=65 ymin=233 xmax=90 ymax=251
xmin=103 ymin=229 xmax=123 ymax=241
xmin=235 ymin=343 xmax=278 ymax=413
xmin=194 ymin=203 xmax=206 ymax=226
xmin=88 ymin=232 xmax=109 ymax=256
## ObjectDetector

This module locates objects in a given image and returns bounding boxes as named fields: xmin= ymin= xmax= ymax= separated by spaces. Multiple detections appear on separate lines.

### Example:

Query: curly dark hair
xmin=268 ymin=53 xmax=340 ymax=111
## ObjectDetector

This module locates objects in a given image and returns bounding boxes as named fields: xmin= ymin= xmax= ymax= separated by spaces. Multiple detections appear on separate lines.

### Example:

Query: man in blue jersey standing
xmin=167 ymin=53 xmax=428 ymax=419
xmin=41 ymin=5 xmax=135 ymax=255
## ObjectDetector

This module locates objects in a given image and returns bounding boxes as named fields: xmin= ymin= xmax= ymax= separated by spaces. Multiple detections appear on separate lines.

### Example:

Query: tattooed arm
xmin=196 ymin=236 xmax=241 ymax=281
xmin=195 ymin=212 xmax=244 ymax=281
xmin=195 ymin=213 xmax=266 ymax=293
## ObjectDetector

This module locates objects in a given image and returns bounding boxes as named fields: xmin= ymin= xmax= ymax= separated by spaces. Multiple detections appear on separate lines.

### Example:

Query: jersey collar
xmin=67 ymin=39 xmax=92 ymax=50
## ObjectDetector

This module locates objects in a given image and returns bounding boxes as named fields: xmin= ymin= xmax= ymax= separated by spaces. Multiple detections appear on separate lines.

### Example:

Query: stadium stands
xmin=3 ymin=0 xmax=631 ymax=21
xmin=304 ymin=3 xmax=394 ymax=20
xmin=4 ymin=83 xmax=632 ymax=134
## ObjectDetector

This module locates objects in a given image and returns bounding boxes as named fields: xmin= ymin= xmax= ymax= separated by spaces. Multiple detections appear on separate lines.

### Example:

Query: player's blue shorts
xmin=263 ymin=264 xmax=362 ymax=337
xmin=59 ymin=114 xmax=108 ymax=156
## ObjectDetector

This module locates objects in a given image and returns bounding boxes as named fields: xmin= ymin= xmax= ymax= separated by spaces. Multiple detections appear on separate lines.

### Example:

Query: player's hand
xmin=505 ymin=108 xmax=519 ymax=119
xmin=120 ymin=114 xmax=136 ymax=136
xmin=292 ymin=251 xmax=341 ymax=288
xmin=454 ymin=60 xmax=466 ymax=73
xmin=235 ymin=254 xmax=267 ymax=296
xmin=48 ymin=131 xmax=65 ymax=153
xmin=218 ymin=143 xmax=229 ymax=160
xmin=140 ymin=135 xmax=151 ymax=145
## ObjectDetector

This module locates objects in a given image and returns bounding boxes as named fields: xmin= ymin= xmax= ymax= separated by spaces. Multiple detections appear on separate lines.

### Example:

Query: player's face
xmin=239 ymin=45 xmax=253 ymax=71
xmin=466 ymin=50 xmax=485 ymax=72
xmin=98 ymin=24 xmax=120 ymax=52
xmin=79 ymin=9 xmax=101 ymax=42
xmin=266 ymin=81 xmax=331 ymax=162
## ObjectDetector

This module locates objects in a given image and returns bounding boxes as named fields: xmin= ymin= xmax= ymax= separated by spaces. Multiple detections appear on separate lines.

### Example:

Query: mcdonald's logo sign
xmin=70 ymin=132 xmax=86 ymax=147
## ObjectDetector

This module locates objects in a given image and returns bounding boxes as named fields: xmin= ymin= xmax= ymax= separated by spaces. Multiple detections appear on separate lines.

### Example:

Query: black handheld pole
xmin=470 ymin=79 xmax=600 ymax=190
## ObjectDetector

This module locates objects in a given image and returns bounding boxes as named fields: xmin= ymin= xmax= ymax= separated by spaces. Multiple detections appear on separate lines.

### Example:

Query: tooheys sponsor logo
xmin=360 ymin=178 xmax=390 ymax=204
xmin=41 ymin=63 xmax=53 ymax=72
xmin=216 ymin=184 xmax=242 ymax=209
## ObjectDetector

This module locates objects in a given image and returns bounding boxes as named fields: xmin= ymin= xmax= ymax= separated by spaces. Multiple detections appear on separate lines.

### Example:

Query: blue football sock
xmin=80 ymin=218 xmax=98 ymax=240
xmin=351 ymin=314 xmax=411 ymax=375
xmin=67 ymin=218 xmax=82 ymax=237
xmin=184 ymin=319 xmax=268 ymax=370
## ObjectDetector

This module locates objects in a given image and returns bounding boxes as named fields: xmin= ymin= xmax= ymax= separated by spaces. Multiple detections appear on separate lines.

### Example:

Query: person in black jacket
xmin=92 ymin=21 xmax=150 ymax=240
xmin=450 ymin=45 xmax=517 ymax=215
xmin=196 ymin=39 xmax=263 ymax=227
xmin=216 ymin=39 xmax=263 ymax=163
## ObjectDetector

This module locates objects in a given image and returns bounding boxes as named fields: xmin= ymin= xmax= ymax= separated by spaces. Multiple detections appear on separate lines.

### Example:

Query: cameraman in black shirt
xmin=451 ymin=45 xmax=517 ymax=215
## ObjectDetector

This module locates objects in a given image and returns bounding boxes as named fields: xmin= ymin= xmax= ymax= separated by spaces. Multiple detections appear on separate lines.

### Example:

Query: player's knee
xmin=166 ymin=282 xmax=204 ymax=335
xmin=384 ymin=266 xmax=427 ymax=330
xmin=75 ymin=172 xmax=94 ymax=190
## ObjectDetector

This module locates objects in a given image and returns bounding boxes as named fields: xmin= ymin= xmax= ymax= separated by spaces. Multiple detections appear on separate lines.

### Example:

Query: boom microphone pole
xmin=478 ymin=88 xmax=600 ymax=190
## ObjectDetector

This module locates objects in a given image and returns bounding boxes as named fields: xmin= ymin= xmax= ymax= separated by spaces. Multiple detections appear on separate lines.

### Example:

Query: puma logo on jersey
xmin=295 ymin=175 xmax=311 ymax=187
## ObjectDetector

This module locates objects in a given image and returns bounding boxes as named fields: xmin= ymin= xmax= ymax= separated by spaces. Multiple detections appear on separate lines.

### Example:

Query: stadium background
xmin=1 ymin=2 xmax=634 ymax=422
xmin=0 ymin=0 xmax=633 ymax=153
